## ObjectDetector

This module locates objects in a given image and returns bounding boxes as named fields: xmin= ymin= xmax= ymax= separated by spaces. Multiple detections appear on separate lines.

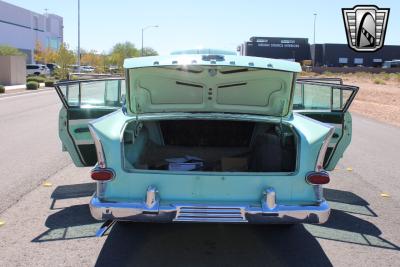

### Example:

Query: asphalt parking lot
xmin=0 ymin=90 xmax=399 ymax=266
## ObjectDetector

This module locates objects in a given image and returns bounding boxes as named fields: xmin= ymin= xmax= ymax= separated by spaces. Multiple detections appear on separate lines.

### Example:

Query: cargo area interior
xmin=123 ymin=120 xmax=297 ymax=172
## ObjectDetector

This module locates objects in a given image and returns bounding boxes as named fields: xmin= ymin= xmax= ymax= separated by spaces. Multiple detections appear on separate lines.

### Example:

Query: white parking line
xmin=0 ymin=89 xmax=54 ymax=101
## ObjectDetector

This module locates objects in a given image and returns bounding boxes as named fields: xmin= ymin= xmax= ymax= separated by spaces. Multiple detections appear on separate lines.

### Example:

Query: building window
xmin=354 ymin=58 xmax=363 ymax=65
xmin=338 ymin=57 xmax=348 ymax=64
xmin=373 ymin=58 xmax=383 ymax=63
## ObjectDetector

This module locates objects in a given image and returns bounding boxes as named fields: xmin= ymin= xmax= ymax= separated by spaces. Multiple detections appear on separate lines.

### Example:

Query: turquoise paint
xmin=124 ymin=55 xmax=302 ymax=72
xmin=325 ymin=112 xmax=353 ymax=170
xmin=89 ymin=110 xmax=330 ymax=204
xmin=55 ymin=56 xmax=356 ymax=206
xmin=58 ymin=108 xmax=85 ymax=167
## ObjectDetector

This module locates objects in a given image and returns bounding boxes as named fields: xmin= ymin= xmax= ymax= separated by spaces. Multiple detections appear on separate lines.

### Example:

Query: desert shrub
xmin=0 ymin=84 xmax=5 ymax=93
xmin=26 ymin=81 xmax=39 ymax=90
xmin=44 ymin=79 xmax=54 ymax=87
xmin=379 ymin=72 xmax=391 ymax=80
xmin=68 ymin=74 xmax=79 ymax=80
xmin=322 ymin=71 xmax=334 ymax=77
xmin=393 ymin=73 xmax=400 ymax=82
xmin=26 ymin=76 xmax=45 ymax=83
xmin=300 ymin=71 xmax=319 ymax=77
xmin=354 ymin=71 xmax=369 ymax=78
xmin=373 ymin=78 xmax=385 ymax=85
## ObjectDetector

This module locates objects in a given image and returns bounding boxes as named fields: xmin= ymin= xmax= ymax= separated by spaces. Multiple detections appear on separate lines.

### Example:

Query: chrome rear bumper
xmin=89 ymin=187 xmax=330 ymax=224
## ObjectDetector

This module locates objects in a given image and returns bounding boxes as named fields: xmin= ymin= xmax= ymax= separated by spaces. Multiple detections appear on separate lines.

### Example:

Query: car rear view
xmin=54 ymin=54 xmax=358 ymax=231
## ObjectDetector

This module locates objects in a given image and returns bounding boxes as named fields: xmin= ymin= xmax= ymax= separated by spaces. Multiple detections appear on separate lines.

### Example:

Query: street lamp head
xmin=143 ymin=25 xmax=159 ymax=30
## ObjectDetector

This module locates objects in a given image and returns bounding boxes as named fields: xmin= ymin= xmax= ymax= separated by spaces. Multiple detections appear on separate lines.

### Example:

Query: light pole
xmin=313 ymin=12 xmax=317 ymax=67
xmin=141 ymin=25 xmax=158 ymax=56
xmin=77 ymin=0 xmax=81 ymax=72
xmin=313 ymin=13 xmax=317 ymax=45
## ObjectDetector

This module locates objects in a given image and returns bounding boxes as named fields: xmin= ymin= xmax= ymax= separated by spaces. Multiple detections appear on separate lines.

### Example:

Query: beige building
xmin=0 ymin=55 xmax=26 ymax=85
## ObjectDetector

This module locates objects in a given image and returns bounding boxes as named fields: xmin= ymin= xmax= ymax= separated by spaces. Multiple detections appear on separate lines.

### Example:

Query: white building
xmin=0 ymin=0 xmax=63 ymax=63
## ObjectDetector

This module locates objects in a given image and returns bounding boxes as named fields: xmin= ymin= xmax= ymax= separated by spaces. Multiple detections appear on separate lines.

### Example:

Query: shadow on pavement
xmin=50 ymin=182 xmax=96 ymax=209
xmin=95 ymin=223 xmax=332 ymax=267
xmin=303 ymin=188 xmax=399 ymax=250
xmin=32 ymin=184 xmax=399 ymax=265
xmin=32 ymin=204 xmax=102 ymax=242
xmin=32 ymin=182 xmax=99 ymax=242
xmin=324 ymin=188 xmax=377 ymax=217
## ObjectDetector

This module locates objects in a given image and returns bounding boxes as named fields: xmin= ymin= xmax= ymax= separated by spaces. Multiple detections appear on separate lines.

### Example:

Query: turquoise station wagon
xmin=54 ymin=52 xmax=358 ymax=235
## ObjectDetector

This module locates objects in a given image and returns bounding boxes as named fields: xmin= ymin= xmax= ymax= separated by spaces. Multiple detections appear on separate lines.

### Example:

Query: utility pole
xmin=313 ymin=13 xmax=317 ymax=45
xmin=313 ymin=12 xmax=317 ymax=67
xmin=77 ymin=0 xmax=81 ymax=72
xmin=141 ymin=25 xmax=159 ymax=56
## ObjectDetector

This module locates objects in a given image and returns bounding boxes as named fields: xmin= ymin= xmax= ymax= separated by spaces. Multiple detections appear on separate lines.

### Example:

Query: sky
xmin=3 ymin=0 xmax=399 ymax=55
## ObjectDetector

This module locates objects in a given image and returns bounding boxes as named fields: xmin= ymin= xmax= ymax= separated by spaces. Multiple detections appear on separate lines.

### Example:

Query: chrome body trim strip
xmin=262 ymin=188 xmax=277 ymax=211
xmin=89 ymin=196 xmax=330 ymax=224
xmin=68 ymin=119 xmax=93 ymax=126
xmin=88 ymin=124 xmax=106 ymax=168
xmin=74 ymin=140 xmax=95 ymax=145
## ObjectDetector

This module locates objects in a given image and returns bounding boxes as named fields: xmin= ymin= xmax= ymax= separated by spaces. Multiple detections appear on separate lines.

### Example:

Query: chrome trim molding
xmin=89 ymin=194 xmax=330 ymax=224
xmin=68 ymin=119 xmax=93 ymax=126
xmin=144 ymin=185 xmax=159 ymax=212
xmin=175 ymin=205 xmax=247 ymax=223
xmin=88 ymin=124 xmax=106 ymax=168
xmin=74 ymin=140 xmax=95 ymax=145
xmin=315 ymin=127 xmax=335 ymax=172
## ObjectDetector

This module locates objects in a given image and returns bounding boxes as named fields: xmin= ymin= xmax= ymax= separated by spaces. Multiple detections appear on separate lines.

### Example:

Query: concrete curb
xmin=4 ymin=83 xmax=45 ymax=91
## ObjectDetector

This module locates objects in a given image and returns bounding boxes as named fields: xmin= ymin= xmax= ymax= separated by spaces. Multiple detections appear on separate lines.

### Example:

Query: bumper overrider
xmin=89 ymin=186 xmax=330 ymax=224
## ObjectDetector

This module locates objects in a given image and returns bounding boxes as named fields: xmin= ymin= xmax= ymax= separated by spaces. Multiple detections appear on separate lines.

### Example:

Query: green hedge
xmin=26 ymin=81 xmax=39 ymax=90
xmin=44 ymin=80 xmax=55 ymax=87
xmin=0 ymin=84 xmax=5 ymax=94
xmin=26 ymin=76 xmax=45 ymax=83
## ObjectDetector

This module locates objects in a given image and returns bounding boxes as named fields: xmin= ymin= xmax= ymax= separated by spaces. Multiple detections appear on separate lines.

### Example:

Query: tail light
xmin=91 ymin=169 xmax=114 ymax=181
xmin=306 ymin=171 xmax=330 ymax=185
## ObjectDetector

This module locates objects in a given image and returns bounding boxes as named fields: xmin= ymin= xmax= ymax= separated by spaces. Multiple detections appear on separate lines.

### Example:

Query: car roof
xmin=124 ymin=54 xmax=302 ymax=73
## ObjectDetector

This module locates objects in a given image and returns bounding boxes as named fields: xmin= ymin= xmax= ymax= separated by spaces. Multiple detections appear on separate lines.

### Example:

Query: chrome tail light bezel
xmin=306 ymin=171 xmax=330 ymax=185
xmin=91 ymin=168 xmax=115 ymax=181
xmin=315 ymin=127 xmax=335 ymax=172
xmin=88 ymin=124 xmax=107 ymax=168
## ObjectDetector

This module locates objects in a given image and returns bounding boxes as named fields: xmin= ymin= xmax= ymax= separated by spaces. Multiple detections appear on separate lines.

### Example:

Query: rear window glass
xmin=56 ymin=79 xmax=125 ymax=108
xmin=293 ymin=81 xmax=356 ymax=112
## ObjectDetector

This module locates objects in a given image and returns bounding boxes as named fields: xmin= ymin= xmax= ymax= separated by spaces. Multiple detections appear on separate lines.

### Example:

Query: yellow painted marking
xmin=43 ymin=181 xmax=52 ymax=187
xmin=380 ymin=193 xmax=390 ymax=197
xmin=346 ymin=167 xmax=353 ymax=171
xmin=0 ymin=220 xmax=5 ymax=227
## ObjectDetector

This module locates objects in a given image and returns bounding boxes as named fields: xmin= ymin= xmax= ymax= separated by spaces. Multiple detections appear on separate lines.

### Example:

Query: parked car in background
xmin=54 ymin=52 xmax=358 ymax=235
xmin=109 ymin=65 xmax=119 ymax=73
xmin=26 ymin=64 xmax=50 ymax=76
xmin=68 ymin=65 xmax=96 ymax=73
xmin=382 ymin=60 xmax=400 ymax=68
xmin=80 ymin=66 xmax=96 ymax=73
xmin=46 ymin=63 xmax=60 ymax=75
